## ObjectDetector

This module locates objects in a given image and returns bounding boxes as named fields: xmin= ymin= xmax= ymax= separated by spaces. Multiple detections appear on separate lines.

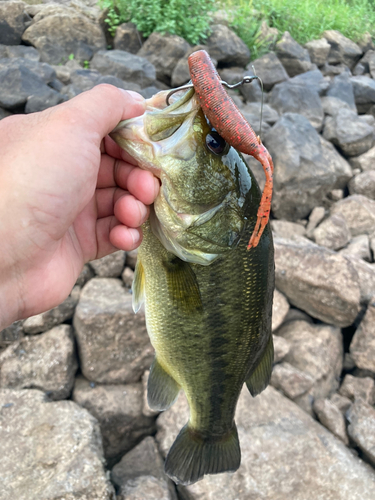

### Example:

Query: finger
xmin=97 ymin=155 xmax=134 ymax=189
xmin=110 ymin=224 xmax=142 ymax=252
xmin=126 ymin=168 xmax=160 ymax=206
xmin=96 ymin=186 xmax=128 ymax=219
xmin=114 ymin=193 xmax=149 ymax=228
xmin=103 ymin=135 xmax=139 ymax=165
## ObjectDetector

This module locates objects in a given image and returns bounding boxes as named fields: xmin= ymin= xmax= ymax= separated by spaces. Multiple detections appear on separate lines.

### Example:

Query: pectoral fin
xmin=132 ymin=259 xmax=145 ymax=313
xmin=148 ymin=357 xmax=180 ymax=411
xmin=246 ymin=335 xmax=274 ymax=397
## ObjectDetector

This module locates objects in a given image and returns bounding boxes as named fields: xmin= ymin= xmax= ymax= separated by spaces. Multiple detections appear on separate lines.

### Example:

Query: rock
xmin=340 ymin=235 xmax=372 ymax=261
xmin=75 ymin=263 xmax=95 ymax=287
xmin=6 ymin=44 xmax=40 ymax=60
xmin=321 ymin=61 xmax=349 ymax=77
xmin=313 ymin=213 xmax=351 ymax=250
xmin=276 ymin=31 xmax=312 ymax=76
xmin=117 ymin=475 xmax=173 ymax=500
xmin=350 ymin=299 xmax=375 ymax=372
xmin=0 ymin=1 xmax=28 ymax=45
xmin=271 ymin=220 xmax=306 ymax=240
xmin=91 ymin=50 xmax=156 ymax=88
xmin=323 ymin=30 xmax=363 ymax=69
xmin=158 ymin=387 xmax=375 ymax=499
xmin=0 ymin=325 xmax=77 ymax=400
xmin=0 ymin=107 xmax=11 ymax=120
xmin=274 ymin=237 xmax=361 ymax=326
xmin=323 ymin=108 xmax=375 ymax=157
xmin=313 ymin=398 xmax=349 ymax=444
xmin=23 ymin=286 xmax=80 ymax=334
xmin=265 ymin=113 xmax=336 ymax=220
xmin=345 ymin=256 xmax=375 ymax=305
xmin=238 ymin=109 xmax=270 ymax=136
xmin=89 ymin=250 xmax=126 ymax=277
xmin=271 ymin=361 xmax=315 ymax=399
xmin=358 ymin=33 xmax=375 ymax=53
xmin=114 ymin=22 xmax=144 ymax=54
xmin=171 ymin=57 xmax=190 ymax=87
xmin=68 ymin=67 xmax=100 ymax=90
xmin=330 ymin=393 xmax=352 ymax=414
xmin=326 ymin=71 xmax=356 ymax=111
xmin=339 ymin=374 xmax=375 ymax=404
xmin=347 ymin=398 xmax=375 ymax=466
xmin=269 ymin=80 xmax=324 ymax=130
xmin=273 ymin=334 xmax=291 ymax=363
xmin=122 ymin=266 xmax=135 ymax=289
xmin=305 ymin=38 xmax=331 ymax=67
xmin=319 ymin=135 xmax=353 ymax=189
xmin=276 ymin=320 xmax=343 ymax=411
xmin=25 ymin=88 xmax=64 ymax=113
xmin=239 ymin=77 xmax=263 ymax=103
xmin=138 ymin=32 xmax=189 ymax=84
xmin=306 ymin=206 xmax=326 ymax=236
xmin=348 ymin=170 xmax=375 ymax=200
xmin=272 ymin=289 xmax=290 ymax=331
xmin=72 ymin=376 xmax=155 ymax=464
xmin=289 ymin=68 xmax=330 ymax=95
xmin=329 ymin=189 xmax=345 ymax=201
xmin=321 ymin=95 xmax=352 ymax=116
xmin=351 ymin=75 xmax=375 ymax=113
xmin=330 ymin=195 xmax=375 ymax=236
xmin=22 ymin=6 xmax=106 ymax=64
xmin=0 ymin=320 xmax=24 ymax=350
xmin=0 ymin=388 xmax=114 ymax=499
xmin=249 ymin=52 xmax=289 ymax=91
xmin=205 ymin=24 xmax=250 ymax=67
xmin=73 ymin=278 xmax=153 ymax=383
xmin=350 ymin=144 xmax=375 ymax=171
xmin=98 ymin=74 xmax=141 ymax=92
xmin=126 ymin=248 xmax=138 ymax=269
xmin=241 ymin=102 xmax=279 ymax=125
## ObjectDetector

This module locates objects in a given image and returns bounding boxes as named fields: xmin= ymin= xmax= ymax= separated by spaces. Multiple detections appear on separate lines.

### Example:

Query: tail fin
xmin=164 ymin=424 xmax=241 ymax=485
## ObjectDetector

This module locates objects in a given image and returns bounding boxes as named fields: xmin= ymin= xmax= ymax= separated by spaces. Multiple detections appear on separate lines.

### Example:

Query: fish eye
xmin=205 ymin=131 xmax=228 ymax=155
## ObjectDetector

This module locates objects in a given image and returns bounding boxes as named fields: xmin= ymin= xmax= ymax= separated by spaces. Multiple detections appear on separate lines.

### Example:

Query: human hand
xmin=0 ymin=85 xmax=159 ymax=329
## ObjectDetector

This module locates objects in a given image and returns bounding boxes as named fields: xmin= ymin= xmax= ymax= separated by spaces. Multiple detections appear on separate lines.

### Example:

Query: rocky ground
xmin=1 ymin=0 xmax=375 ymax=498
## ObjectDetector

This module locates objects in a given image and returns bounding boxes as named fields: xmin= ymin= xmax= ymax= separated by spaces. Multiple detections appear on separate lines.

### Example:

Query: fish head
xmin=110 ymin=89 xmax=257 ymax=265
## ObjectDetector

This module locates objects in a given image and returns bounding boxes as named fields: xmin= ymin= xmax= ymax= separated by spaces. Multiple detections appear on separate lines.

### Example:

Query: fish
xmin=110 ymin=85 xmax=274 ymax=485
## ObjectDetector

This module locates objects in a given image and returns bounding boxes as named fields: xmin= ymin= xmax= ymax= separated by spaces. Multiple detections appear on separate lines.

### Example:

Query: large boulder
xmin=249 ymin=52 xmax=289 ymax=91
xmin=350 ymin=299 xmax=375 ymax=373
xmin=351 ymin=75 xmax=375 ymax=113
xmin=0 ymin=389 xmax=114 ymax=499
xmin=326 ymin=71 xmax=356 ymax=111
xmin=330 ymin=195 xmax=375 ymax=236
xmin=0 ymin=1 xmax=29 ymax=45
xmin=305 ymin=38 xmax=331 ymax=67
xmin=274 ymin=236 xmax=361 ymax=326
xmin=22 ymin=5 xmax=106 ymax=64
xmin=114 ymin=22 xmax=144 ymax=54
xmin=156 ymin=387 xmax=375 ymax=499
xmin=348 ymin=170 xmax=375 ymax=199
xmin=275 ymin=31 xmax=312 ymax=76
xmin=323 ymin=30 xmax=363 ymax=69
xmin=205 ymin=24 xmax=250 ymax=67
xmin=347 ymin=398 xmax=375 ymax=467
xmin=73 ymin=278 xmax=153 ymax=383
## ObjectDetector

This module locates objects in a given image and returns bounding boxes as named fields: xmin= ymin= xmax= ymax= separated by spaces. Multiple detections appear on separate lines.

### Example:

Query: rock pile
xmin=1 ymin=1 xmax=375 ymax=498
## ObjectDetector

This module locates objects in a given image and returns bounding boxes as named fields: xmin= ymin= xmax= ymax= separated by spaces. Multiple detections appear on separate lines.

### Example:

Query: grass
xmin=221 ymin=0 xmax=375 ymax=58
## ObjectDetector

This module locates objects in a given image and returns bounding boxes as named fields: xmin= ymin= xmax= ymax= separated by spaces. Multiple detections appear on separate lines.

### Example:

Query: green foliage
xmin=221 ymin=0 xmax=375 ymax=58
xmin=100 ymin=0 xmax=215 ymax=45
xmin=68 ymin=53 xmax=75 ymax=60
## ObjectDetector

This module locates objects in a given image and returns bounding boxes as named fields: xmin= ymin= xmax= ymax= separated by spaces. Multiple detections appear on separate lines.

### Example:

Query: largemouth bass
xmin=110 ymin=87 xmax=274 ymax=485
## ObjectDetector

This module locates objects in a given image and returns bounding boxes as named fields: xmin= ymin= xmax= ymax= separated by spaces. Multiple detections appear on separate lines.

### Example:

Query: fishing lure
xmin=171 ymin=50 xmax=274 ymax=249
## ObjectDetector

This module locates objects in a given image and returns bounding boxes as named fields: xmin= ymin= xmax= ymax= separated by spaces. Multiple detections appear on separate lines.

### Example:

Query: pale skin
xmin=0 ymin=84 xmax=159 ymax=330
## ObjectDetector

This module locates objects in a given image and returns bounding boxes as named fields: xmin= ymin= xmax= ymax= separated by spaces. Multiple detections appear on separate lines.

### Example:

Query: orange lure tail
xmin=188 ymin=50 xmax=273 ymax=249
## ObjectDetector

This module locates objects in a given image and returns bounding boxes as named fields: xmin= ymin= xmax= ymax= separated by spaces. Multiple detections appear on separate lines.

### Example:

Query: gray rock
xmin=91 ymin=50 xmax=156 ymax=88
xmin=271 ymin=361 xmax=315 ymax=399
xmin=205 ymin=24 xmax=250 ymax=67
xmin=0 ymin=325 xmax=77 ymax=400
xmin=319 ymin=135 xmax=353 ymax=189
xmin=331 ymin=195 xmax=375 ymax=236
xmin=321 ymin=61 xmax=349 ymax=77
xmin=171 ymin=56 xmax=190 ymax=87
xmin=98 ymin=75 xmax=142 ymax=92
xmin=306 ymin=206 xmax=326 ymax=236
xmin=122 ymin=266 xmax=135 ymax=289
xmin=265 ymin=113 xmax=336 ymax=220
xmin=68 ymin=67 xmax=100 ymax=90
xmin=344 ymin=256 xmax=375 ymax=305
xmin=351 ymin=75 xmax=375 ymax=113
xmin=358 ymin=33 xmax=375 ymax=53
xmin=0 ymin=388 xmax=114 ymax=499
xmin=313 ymin=213 xmax=351 ymax=250
xmin=0 ymin=1 xmax=28 ymax=45
xmin=0 ymin=106 xmax=11 ymax=120
xmin=347 ymin=398 xmax=375 ymax=466
xmin=274 ymin=237 xmax=361 ymax=326
xmin=89 ymin=250 xmax=126 ymax=277
xmin=271 ymin=220 xmax=306 ymax=239
xmin=75 ymin=263 xmax=95 ymax=287
xmin=339 ymin=374 xmax=375 ymax=404
xmin=273 ymin=334 xmax=291 ymax=363
xmin=241 ymin=102 xmax=279 ymax=125
xmin=0 ymin=320 xmax=24 ymax=350
xmin=276 ymin=31 xmax=312 ymax=76
xmin=323 ymin=108 xmax=375 ymax=157
xmin=323 ymin=30 xmax=363 ymax=69
xmin=350 ymin=299 xmax=375 ymax=372
xmin=72 ymin=376 xmax=155 ymax=464
xmin=313 ymin=398 xmax=349 ymax=444
xmin=340 ymin=235 xmax=372 ymax=262
xmin=139 ymin=85 xmax=163 ymax=99
xmin=117 ymin=475 xmax=172 ymax=500
xmin=114 ymin=22 xmax=144 ymax=54
xmin=326 ymin=71 xmax=356 ymax=111
xmin=158 ymin=387 xmax=375 ymax=499
xmin=239 ymin=77 xmax=263 ymax=103
xmin=73 ymin=278 xmax=153 ymax=383
xmin=348 ymin=170 xmax=375 ymax=200
xmin=272 ymin=289 xmax=290 ymax=331
xmin=23 ymin=286 xmax=80 ymax=334
xmin=6 ymin=44 xmax=40 ymax=60
xmin=249 ymin=52 xmax=289 ymax=91
xmin=126 ymin=248 xmax=138 ymax=269
xmin=276 ymin=320 xmax=343 ymax=412
xmin=328 ymin=189 xmax=345 ymax=201
xmin=22 ymin=6 xmax=106 ymax=64
xmin=321 ymin=95 xmax=352 ymax=116
xmin=138 ymin=32 xmax=189 ymax=84
xmin=330 ymin=393 xmax=352 ymax=414
xmin=305 ymin=38 xmax=331 ymax=66
xmin=238 ymin=109 xmax=270 ymax=136
xmin=25 ymin=88 xmax=64 ymax=113
xmin=289 ymin=68 xmax=330 ymax=95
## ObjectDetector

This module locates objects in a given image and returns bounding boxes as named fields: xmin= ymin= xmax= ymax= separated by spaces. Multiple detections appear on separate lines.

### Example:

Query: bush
xmin=100 ymin=0 xmax=215 ymax=45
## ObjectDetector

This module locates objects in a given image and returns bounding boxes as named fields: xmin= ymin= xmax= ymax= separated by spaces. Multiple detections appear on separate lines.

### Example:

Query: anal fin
xmin=148 ymin=357 xmax=180 ymax=411
xmin=246 ymin=334 xmax=274 ymax=397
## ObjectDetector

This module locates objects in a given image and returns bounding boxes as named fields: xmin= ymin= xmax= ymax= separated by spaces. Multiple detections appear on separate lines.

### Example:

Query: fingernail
xmin=137 ymin=200 xmax=148 ymax=221
xmin=129 ymin=228 xmax=140 ymax=245
xmin=120 ymin=89 xmax=145 ymax=103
